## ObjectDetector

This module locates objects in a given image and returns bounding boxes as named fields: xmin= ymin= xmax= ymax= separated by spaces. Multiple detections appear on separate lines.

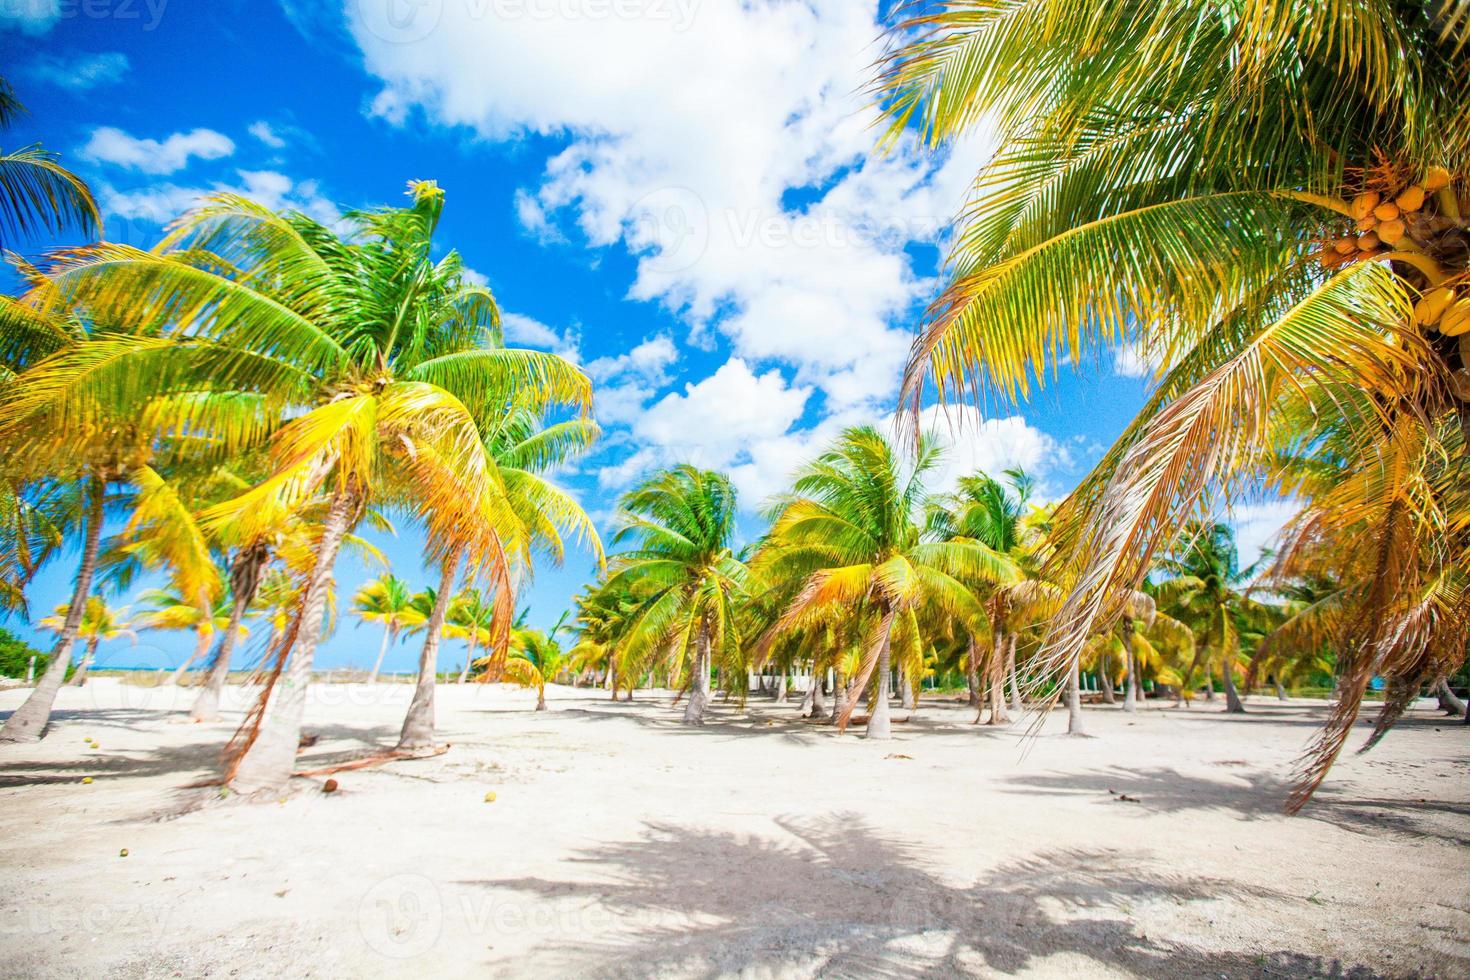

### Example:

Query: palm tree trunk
xmin=456 ymin=633 xmax=479 ymax=685
xmin=1006 ymin=633 xmax=1022 ymax=713
xmin=1 ymin=475 xmax=104 ymax=743
xmin=865 ymin=610 xmax=895 ymax=740
xmin=70 ymin=637 xmax=100 ymax=686
xmin=1066 ymin=657 xmax=1087 ymax=736
xmin=369 ymin=624 xmax=395 ymax=684
xmin=1203 ymin=661 xmax=1216 ymax=700
xmin=1274 ymin=676 xmax=1289 ymax=701
xmin=831 ymin=665 xmax=847 ymax=724
xmin=190 ymin=593 xmax=251 ymax=722
xmin=396 ymin=546 xmax=462 ymax=753
xmin=775 ymin=670 xmax=788 ymax=703
xmin=683 ymin=617 xmax=711 ymax=725
xmin=812 ymin=671 xmax=828 ymax=717
xmin=1433 ymin=678 xmax=1465 ymax=716
xmin=798 ymin=673 xmax=816 ymax=717
xmin=229 ymin=485 xmax=357 ymax=794
xmin=987 ymin=631 xmax=1009 ymax=724
xmin=608 ymin=655 xmax=618 ymax=700
xmin=899 ymin=665 xmax=916 ymax=710
xmin=1099 ymin=663 xmax=1116 ymax=704
xmin=965 ymin=636 xmax=981 ymax=707
xmin=1122 ymin=619 xmax=1137 ymax=713
xmin=1222 ymin=651 xmax=1246 ymax=713
xmin=169 ymin=629 xmax=213 ymax=685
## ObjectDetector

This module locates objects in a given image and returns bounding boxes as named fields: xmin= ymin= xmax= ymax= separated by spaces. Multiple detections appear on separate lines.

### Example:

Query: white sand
xmin=0 ymin=678 xmax=1466 ymax=978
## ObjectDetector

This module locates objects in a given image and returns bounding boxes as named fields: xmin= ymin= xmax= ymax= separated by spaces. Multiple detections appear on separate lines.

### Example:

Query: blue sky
xmin=0 ymin=0 xmax=1290 ymax=672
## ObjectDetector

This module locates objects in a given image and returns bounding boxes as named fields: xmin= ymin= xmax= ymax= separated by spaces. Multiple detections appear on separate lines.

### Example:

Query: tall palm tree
xmin=395 ymin=407 xmax=599 ymax=750
xmin=757 ymin=427 xmax=1018 ymax=739
xmin=28 ymin=182 xmax=590 ymax=790
xmin=874 ymin=3 xmax=1469 ymax=801
xmin=0 ymin=76 xmax=99 ymax=247
xmin=604 ymin=466 xmax=747 ymax=726
xmin=352 ymin=574 xmax=413 ymax=684
xmin=40 ymin=594 xmax=131 ymax=686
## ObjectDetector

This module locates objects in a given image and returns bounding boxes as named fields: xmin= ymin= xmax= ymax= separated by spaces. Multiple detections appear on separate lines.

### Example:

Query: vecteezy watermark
xmin=358 ymin=874 xmax=444 ymax=959
xmin=0 ymin=902 xmax=173 ymax=940
xmin=0 ymin=0 xmax=169 ymax=31
xmin=627 ymin=186 xmax=709 ymax=274
xmin=355 ymin=0 xmax=699 ymax=44
xmin=357 ymin=874 xmax=615 ymax=959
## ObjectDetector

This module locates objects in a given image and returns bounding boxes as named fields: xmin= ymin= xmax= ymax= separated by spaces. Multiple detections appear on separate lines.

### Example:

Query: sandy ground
xmin=0 ymin=679 xmax=1466 ymax=979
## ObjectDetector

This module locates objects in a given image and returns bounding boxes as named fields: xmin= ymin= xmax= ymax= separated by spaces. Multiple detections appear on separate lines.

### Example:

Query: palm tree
xmin=133 ymin=589 xmax=235 ymax=685
xmin=757 ymin=427 xmax=1018 ymax=739
xmin=604 ymin=466 xmax=747 ymax=726
xmin=874 ymin=4 xmax=1469 ymax=800
xmin=0 ymin=76 xmax=99 ymax=247
xmin=352 ymin=574 xmax=413 ymax=684
xmin=447 ymin=588 xmax=494 ymax=684
xmin=502 ymin=625 xmax=565 ymax=710
xmin=28 ymin=182 xmax=589 ymax=790
xmin=1157 ymin=525 xmax=1255 ymax=713
xmin=40 ymin=594 xmax=131 ymax=686
xmin=395 ymin=408 xmax=599 ymax=749
xmin=926 ymin=468 xmax=1044 ymax=724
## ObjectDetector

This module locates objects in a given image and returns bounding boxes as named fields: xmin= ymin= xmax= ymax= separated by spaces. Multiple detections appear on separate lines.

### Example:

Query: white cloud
xmin=248 ymin=121 xmax=287 ymax=149
xmin=0 ymin=0 xmax=59 ymax=34
xmin=99 ymin=169 xmax=340 ymax=229
xmin=904 ymin=405 xmax=1071 ymax=500
xmin=81 ymin=126 xmax=235 ymax=175
xmin=500 ymin=311 xmax=581 ymax=363
xmin=1231 ymin=499 xmax=1299 ymax=574
xmin=348 ymin=0 xmax=994 ymax=415
xmin=25 ymin=51 xmax=129 ymax=91
xmin=585 ymin=335 xmax=679 ymax=427
xmin=600 ymin=358 xmax=813 ymax=500
xmin=1113 ymin=340 xmax=1164 ymax=379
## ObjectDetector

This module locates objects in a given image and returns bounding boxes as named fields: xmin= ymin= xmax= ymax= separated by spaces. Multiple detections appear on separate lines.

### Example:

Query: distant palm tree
xmin=352 ymin=574 xmax=413 ymax=684
xmin=605 ymin=466 xmax=747 ymax=726
xmin=134 ymin=589 xmax=235 ymax=685
xmin=40 ymin=594 xmax=131 ymax=686
xmin=758 ymin=427 xmax=1018 ymax=739
xmin=1157 ymin=524 xmax=1256 ymax=713
xmin=446 ymin=588 xmax=494 ymax=684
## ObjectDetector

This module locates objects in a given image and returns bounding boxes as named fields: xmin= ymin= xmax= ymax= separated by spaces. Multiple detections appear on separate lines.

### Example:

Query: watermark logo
xmin=628 ymin=186 xmax=708 ymax=274
xmin=356 ymin=0 xmax=444 ymax=44
xmin=358 ymin=873 xmax=443 ymax=958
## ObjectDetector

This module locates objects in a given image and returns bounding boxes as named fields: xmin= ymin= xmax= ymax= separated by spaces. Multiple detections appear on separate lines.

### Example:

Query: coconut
xmin=1356 ymin=231 xmax=1380 ymax=251
xmin=1376 ymin=218 xmax=1406 ymax=245
xmin=1350 ymin=191 xmax=1380 ymax=220
xmin=1394 ymin=186 xmax=1426 ymax=212
xmin=1424 ymin=166 xmax=1451 ymax=192
xmin=1333 ymin=237 xmax=1357 ymax=255
xmin=323 ymin=778 xmax=339 ymax=793
xmin=1372 ymin=202 xmax=1400 ymax=221
xmin=484 ymin=791 xmax=497 ymax=803
xmin=1355 ymin=215 xmax=1378 ymax=232
xmin=1441 ymin=299 xmax=1470 ymax=337
xmin=1414 ymin=287 xmax=1455 ymax=325
xmin=1451 ymin=370 xmax=1470 ymax=403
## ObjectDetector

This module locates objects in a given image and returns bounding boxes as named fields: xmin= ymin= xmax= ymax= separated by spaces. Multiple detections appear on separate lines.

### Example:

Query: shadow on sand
xmin=1001 ymin=764 xmax=1470 ymax=847
xmin=462 ymin=815 xmax=1401 ymax=979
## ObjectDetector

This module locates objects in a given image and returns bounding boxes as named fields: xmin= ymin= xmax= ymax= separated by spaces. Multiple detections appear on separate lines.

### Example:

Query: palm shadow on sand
xmin=462 ymin=815 xmax=1404 ymax=979
xmin=1001 ymin=765 xmax=1470 ymax=846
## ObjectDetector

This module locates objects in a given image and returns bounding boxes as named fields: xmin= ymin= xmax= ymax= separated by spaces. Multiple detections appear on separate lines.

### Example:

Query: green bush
xmin=0 ymin=626 xmax=46 ymax=679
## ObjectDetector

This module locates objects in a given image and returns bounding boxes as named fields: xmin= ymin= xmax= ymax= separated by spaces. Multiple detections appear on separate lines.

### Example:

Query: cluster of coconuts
xmin=1414 ymin=282 xmax=1470 ymax=337
xmin=1319 ymin=166 xmax=1451 ymax=271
